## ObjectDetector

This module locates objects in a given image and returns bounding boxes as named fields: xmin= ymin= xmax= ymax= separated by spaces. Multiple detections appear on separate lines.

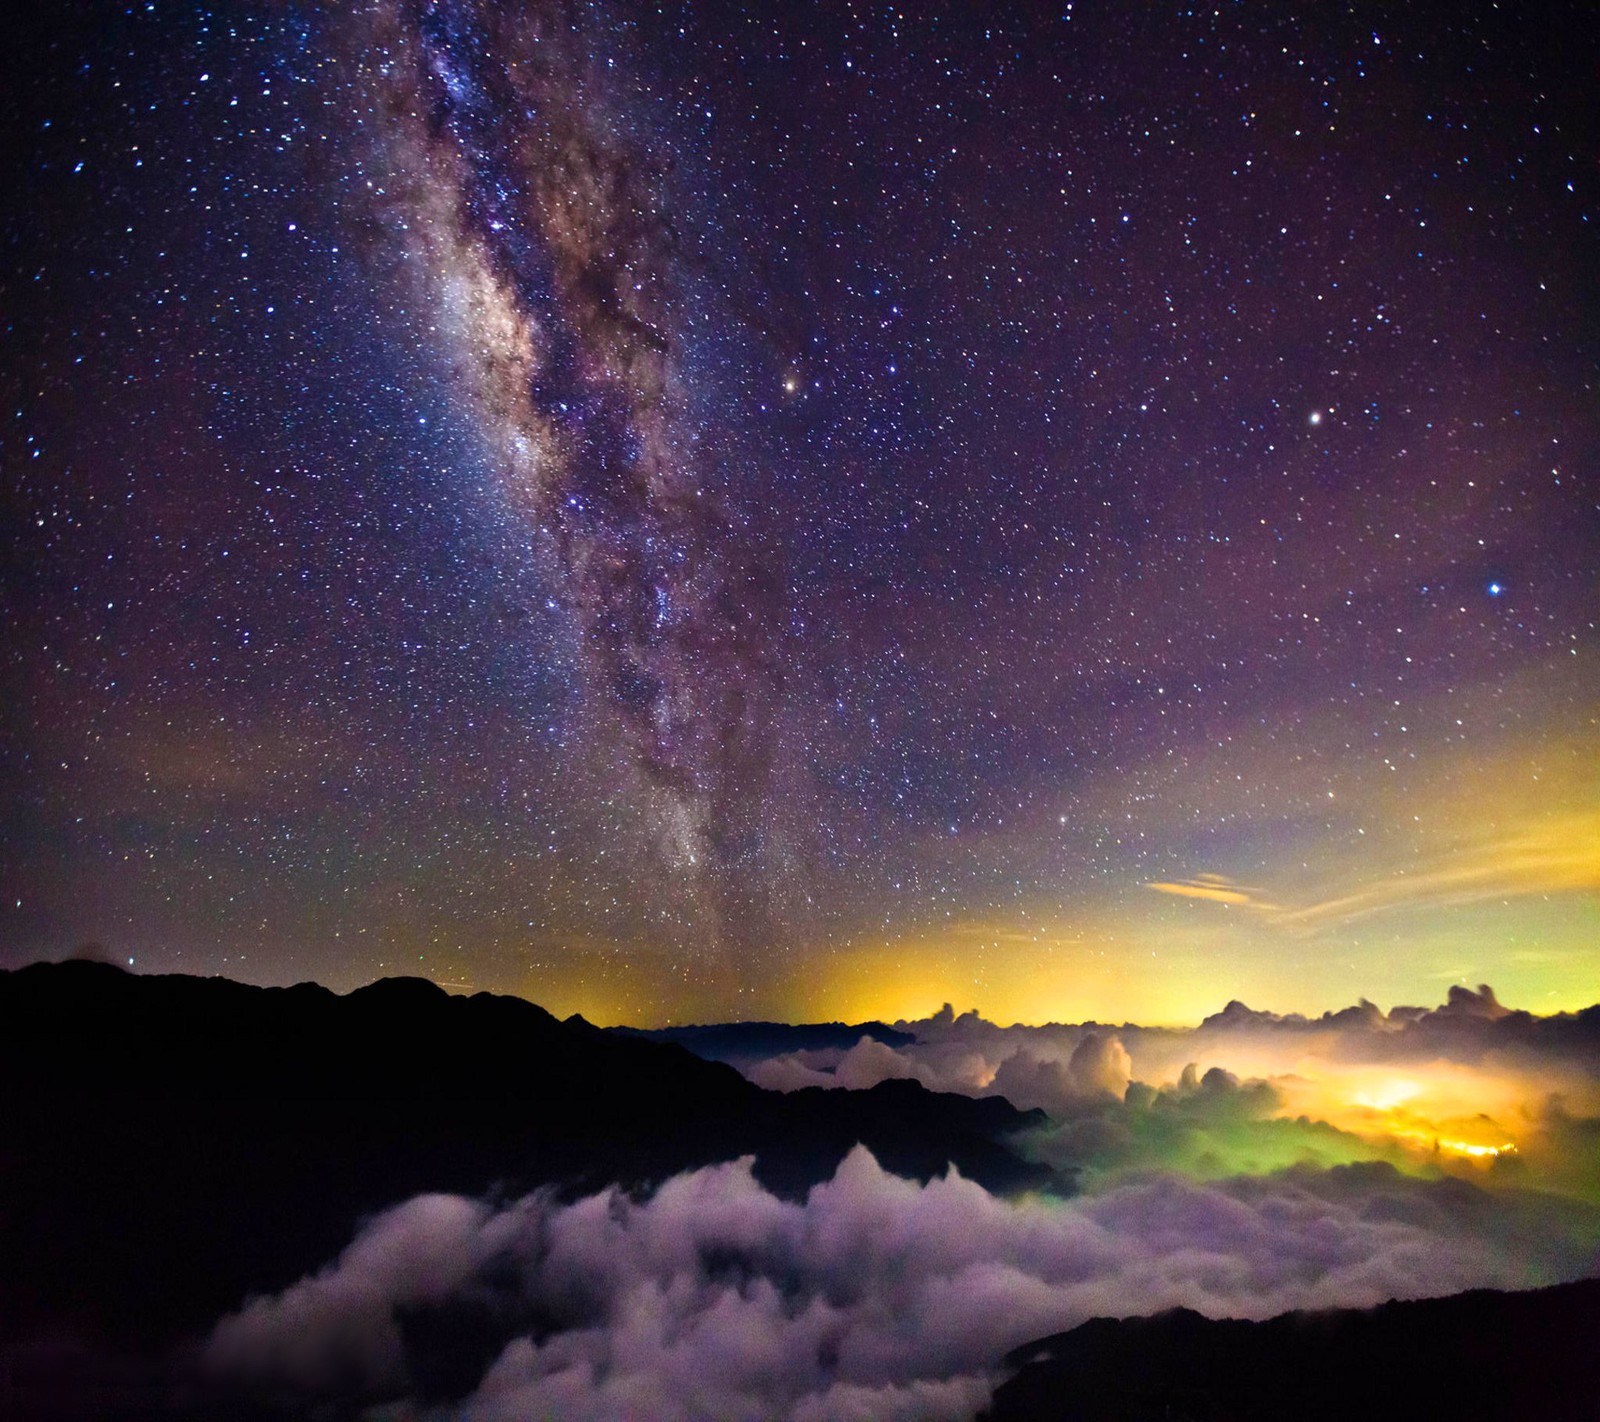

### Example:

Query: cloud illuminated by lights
xmin=1145 ymin=874 xmax=1272 ymax=909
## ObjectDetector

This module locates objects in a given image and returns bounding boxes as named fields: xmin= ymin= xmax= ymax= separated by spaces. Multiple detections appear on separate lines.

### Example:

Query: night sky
xmin=5 ymin=0 xmax=1596 ymax=1025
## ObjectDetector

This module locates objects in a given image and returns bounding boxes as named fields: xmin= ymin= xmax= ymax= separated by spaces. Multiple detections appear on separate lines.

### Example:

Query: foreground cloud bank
xmin=210 ymin=1144 xmax=1600 ymax=1421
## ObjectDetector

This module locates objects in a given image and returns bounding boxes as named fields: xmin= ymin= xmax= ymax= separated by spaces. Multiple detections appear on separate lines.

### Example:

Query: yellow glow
xmin=770 ymin=914 xmax=1240 ymax=1028
xmin=1145 ymin=878 xmax=1263 ymax=908
xmin=1257 ymin=1058 xmax=1594 ymax=1173
xmin=1350 ymin=1077 xmax=1424 ymax=1112
xmin=1342 ymin=1118 xmax=1509 ymax=1161
xmin=1363 ymin=1113 xmax=1518 ymax=1162
xmin=1444 ymin=1139 xmax=1517 ymax=1159
xmin=768 ymin=890 xmax=1600 ymax=1029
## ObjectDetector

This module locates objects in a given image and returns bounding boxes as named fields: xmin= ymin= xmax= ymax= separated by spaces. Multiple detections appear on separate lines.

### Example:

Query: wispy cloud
xmin=1276 ymin=812 xmax=1600 ymax=933
xmin=1145 ymin=874 xmax=1272 ymax=909
xmin=1145 ymin=810 xmax=1600 ymax=934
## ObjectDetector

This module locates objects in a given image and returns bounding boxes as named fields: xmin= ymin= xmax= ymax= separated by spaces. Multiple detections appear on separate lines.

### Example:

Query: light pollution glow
xmin=733 ymin=995 xmax=1600 ymax=1206
xmin=452 ymin=695 xmax=1600 ymax=1031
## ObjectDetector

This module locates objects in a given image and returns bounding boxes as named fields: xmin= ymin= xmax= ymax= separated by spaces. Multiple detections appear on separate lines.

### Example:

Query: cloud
xmin=987 ymin=1033 xmax=1134 ymax=1117
xmin=747 ymin=1034 xmax=995 ymax=1097
xmin=1022 ymin=1064 xmax=1405 ymax=1183
xmin=1145 ymin=874 xmax=1272 ymax=909
xmin=736 ymin=990 xmax=1600 ymax=1198
xmin=1152 ymin=813 xmax=1600 ymax=936
xmin=207 ymin=1193 xmax=507 ymax=1396
xmin=206 ymin=1147 xmax=1600 ymax=1420
xmin=1275 ymin=813 xmax=1600 ymax=931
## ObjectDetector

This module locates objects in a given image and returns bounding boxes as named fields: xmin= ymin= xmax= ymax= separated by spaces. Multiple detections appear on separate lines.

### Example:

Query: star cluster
xmin=4 ymin=0 xmax=1596 ymax=1022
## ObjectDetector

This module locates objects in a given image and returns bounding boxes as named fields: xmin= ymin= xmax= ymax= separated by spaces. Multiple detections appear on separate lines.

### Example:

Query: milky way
xmin=357 ymin=0 xmax=789 ymax=944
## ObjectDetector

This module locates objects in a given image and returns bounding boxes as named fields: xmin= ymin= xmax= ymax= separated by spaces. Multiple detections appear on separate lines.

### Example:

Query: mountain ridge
xmin=983 ymin=1275 xmax=1600 ymax=1421
xmin=0 ymin=960 xmax=1050 ymax=1353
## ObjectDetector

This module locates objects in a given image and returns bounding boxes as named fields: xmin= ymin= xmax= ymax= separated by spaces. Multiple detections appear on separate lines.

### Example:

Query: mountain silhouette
xmin=0 ymin=960 xmax=1049 ymax=1356
xmin=612 ymin=1016 xmax=914 ymax=1064
xmin=983 ymin=1276 xmax=1600 ymax=1421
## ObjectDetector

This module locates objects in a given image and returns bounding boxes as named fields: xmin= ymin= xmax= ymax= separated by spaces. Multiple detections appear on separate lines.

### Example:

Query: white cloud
xmin=207 ymin=1146 xmax=1596 ymax=1419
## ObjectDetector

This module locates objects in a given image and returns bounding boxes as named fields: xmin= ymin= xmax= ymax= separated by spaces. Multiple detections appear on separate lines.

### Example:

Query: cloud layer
xmin=743 ymin=990 xmax=1600 ymax=1193
xmin=208 ymin=1145 xmax=1599 ymax=1420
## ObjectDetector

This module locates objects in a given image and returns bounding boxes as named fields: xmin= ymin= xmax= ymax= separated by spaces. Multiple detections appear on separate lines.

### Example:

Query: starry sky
xmin=5 ymin=0 xmax=1597 ymax=1025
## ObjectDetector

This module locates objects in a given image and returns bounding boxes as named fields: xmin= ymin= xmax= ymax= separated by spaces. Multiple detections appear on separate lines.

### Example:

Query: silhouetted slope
xmin=982 ymin=1276 xmax=1600 ymax=1422
xmin=0 ymin=961 xmax=1048 ymax=1351
xmin=612 ymin=1017 xmax=914 ymax=1064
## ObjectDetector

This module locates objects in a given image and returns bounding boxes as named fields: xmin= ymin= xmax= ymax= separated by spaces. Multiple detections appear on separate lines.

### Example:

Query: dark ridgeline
xmin=983 ymin=1277 xmax=1600 ymax=1422
xmin=613 ymin=1016 xmax=915 ymax=1065
xmin=0 ymin=960 xmax=1049 ymax=1357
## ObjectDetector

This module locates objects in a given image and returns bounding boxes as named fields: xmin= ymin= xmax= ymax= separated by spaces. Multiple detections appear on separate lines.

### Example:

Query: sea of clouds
xmin=746 ymin=987 xmax=1600 ymax=1194
xmin=205 ymin=987 xmax=1600 ymax=1419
